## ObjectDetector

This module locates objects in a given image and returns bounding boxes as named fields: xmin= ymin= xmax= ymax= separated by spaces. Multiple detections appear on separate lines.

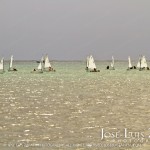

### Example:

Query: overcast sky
xmin=0 ymin=0 xmax=150 ymax=60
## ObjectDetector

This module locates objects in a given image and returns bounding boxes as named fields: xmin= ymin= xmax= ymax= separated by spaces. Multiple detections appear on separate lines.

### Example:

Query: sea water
xmin=0 ymin=61 xmax=150 ymax=150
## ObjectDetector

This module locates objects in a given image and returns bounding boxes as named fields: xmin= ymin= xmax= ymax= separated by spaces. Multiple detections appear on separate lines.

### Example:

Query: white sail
xmin=141 ymin=56 xmax=147 ymax=68
xmin=137 ymin=62 xmax=140 ymax=68
xmin=44 ymin=55 xmax=51 ymax=68
xmin=38 ymin=62 xmax=42 ymax=70
xmin=88 ymin=55 xmax=96 ymax=70
xmin=110 ymin=56 xmax=114 ymax=68
xmin=9 ymin=55 xmax=13 ymax=69
xmin=128 ymin=56 xmax=132 ymax=68
xmin=86 ymin=56 xmax=89 ymax=68
xmin=0 ymin=58 xmax=4 ymax=70
xmin=137 ymin=57 xmax=141 ymax=68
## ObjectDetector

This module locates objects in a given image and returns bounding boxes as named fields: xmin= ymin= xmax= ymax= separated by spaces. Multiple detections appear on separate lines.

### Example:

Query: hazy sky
xmin=0 ymin=0 xmax=150 ymax=60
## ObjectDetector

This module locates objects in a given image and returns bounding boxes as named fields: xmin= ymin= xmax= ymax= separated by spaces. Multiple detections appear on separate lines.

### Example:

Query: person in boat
xmin=90 ymin=68 xmax=100 ymax=72
xmin=106 ymin=65 xmax=114 ymax=70
xmin=48 ymin=66 xmax=55 ymax=71
xmin=128 ymin=66 xmax=137 ymax=70
xmin=13 ymin=68 xmax=17 ymax=71
xmin=33 ymin=69 xmax=36 ymax=71
xmin=49 ymin=67 xmax=54 ymax=71
xmin=48 ymin=67 xmax=51 ymax=71
xmin=106 ymin=66 xmax=109 ymax=70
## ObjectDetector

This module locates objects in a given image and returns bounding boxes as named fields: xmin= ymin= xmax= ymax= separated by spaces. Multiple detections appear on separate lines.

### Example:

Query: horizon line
xmin=3 ymin=59 xmax=146 ymax=62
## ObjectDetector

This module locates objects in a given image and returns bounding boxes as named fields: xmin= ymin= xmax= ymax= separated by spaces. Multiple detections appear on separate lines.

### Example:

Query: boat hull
xmin=8 ymin=69 xmax=18 ymax=72
xmin=139 ymin=68 xmax=150 ymax=71
xmin=44 ymin=70 xmax=56 ymax=72
xmin=43 ymin=68 xmax=56 ymax=72
xmin=86 ymin=69 xmax=100 ymax=72
xmin=31 ymin=70 xmax=43 ymax=74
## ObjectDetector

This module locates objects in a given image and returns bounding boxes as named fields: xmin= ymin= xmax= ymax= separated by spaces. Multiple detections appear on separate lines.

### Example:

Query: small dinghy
xmin=8 ymin=55 xmax=17 ymax=71
xmin=43 ymin=55 xmax=56 ymax=72
xmin=86 ymin=55 xmax=100 ymax=72
xmin=127 ymin=56 xmax=136 ymax=70
xmin=137 ymin=56 xmax=149 ymax=71
xmin=110 ymin=56 xmax=115 ymax=70
xmin=106 ymin=56 xmax=115 ymax=70
xmin=31 ymin=58 xmax=43 ymax=74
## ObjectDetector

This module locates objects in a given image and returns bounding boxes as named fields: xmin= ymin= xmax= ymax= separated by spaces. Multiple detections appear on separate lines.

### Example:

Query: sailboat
xmin=44 ymin=55 xmax=55 ymax=72
xmin=8 ymin=55 xmax=17 ymax=71
xmin=141 ymin=56 xmax=147 ymax=68
xmin=31 ymin=58 xmax=43 ymax=73
xmin=136 ymin=56 xmax=142 ymax=69
xmin=110 ymin=56 xmax=115 ymax=70
xmin=0 ymin=58 xmax=4 ymax=74
xmin=127 ymin=56 xmax=133 ymax=70
xmin=139 ymin=56 xmax=149 ymax=71
xmin=86 ymin=55 xmax=100 ymax=72
xmin=106 ymin=56 xmax=115 ymax=70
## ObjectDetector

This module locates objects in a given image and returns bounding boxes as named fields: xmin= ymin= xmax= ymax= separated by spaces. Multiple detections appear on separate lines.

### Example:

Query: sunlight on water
xmin=0 ymin=61 xmax=150 ymax=150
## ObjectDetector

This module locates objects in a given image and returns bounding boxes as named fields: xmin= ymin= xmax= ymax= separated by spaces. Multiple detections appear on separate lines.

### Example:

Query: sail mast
xmin=86 ymin=56 xmax=89 ymax=68
xmin=111 ymin=56 xmax=114 ymax=68
xmin=128 ymin=56 xmax=132 ymax=68
xmin=9 ymin=55 xmax=13 ymax=69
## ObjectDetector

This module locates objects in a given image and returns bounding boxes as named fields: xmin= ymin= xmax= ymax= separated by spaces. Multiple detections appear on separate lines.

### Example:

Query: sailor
xmin=49 ymin=67 xmax=51 ymax=71
xmin=13 ymin=68 xmax=17 ymax=71
xmin=106 ymin=66 xmax=109 ymax=70
xmin=94 ymin=68 xmax=97 ymax=72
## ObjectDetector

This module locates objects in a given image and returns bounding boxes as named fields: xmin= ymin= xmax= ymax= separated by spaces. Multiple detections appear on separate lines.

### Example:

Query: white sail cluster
xmin=127 ymin=55 xmax=149 ymax=70
xmin=32 ymin=54 xmax=55 ymax=73
xmin=0 ymin=54 xmax=149 ymax=74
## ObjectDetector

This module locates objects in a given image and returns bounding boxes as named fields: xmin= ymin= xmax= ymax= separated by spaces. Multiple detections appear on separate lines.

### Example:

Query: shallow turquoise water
xmin=0 ymin=61 xmax=150 ymax=150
